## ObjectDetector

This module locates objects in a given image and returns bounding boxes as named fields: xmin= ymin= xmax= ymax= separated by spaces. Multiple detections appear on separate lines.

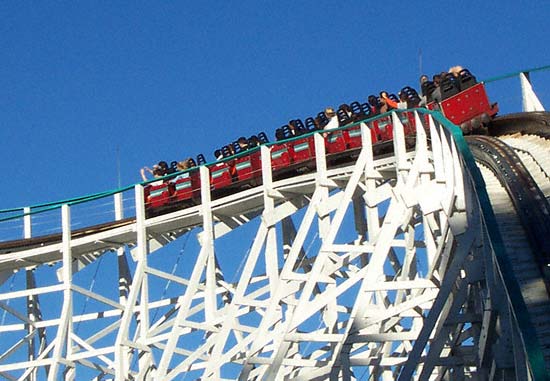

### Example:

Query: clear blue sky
xmin=2 ymin=1 xmax=550 ymax=208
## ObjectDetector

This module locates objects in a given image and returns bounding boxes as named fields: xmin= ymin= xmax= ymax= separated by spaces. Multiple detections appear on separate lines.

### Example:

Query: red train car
xmin=209 ymin=163 xmax=233 ymax=190
xmin=325 ymin=130 xmax=347 ymax=154
xmin=234 ymin=151 xmax=261 ymax=182
xmin=270 ymin=144 xmax=291 ymax=171
xmin=288 ymin=136 xmax=316 ymax=165
xmin=144 ymin=182 xmax=172 ymax=209
xmin=343 ymin=124 xmax=379 ymax=149
xmin=429 ymin=82 xmax=498 ymax=133
xmin=144 ymin=76 xmax=498 ymax=216
xmin=172 ymin=170 xmax=200 ymax=202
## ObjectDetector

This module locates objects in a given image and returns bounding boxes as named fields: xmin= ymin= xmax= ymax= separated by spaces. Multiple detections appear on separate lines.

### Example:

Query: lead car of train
xmin=144 ymin=70 xmax=499 ymax=217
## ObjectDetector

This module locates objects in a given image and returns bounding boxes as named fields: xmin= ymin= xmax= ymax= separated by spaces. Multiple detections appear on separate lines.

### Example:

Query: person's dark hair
xmin=248 ymin=135 xmax=260 ymax=147
xmin=313 ymin=116 xmax=323 ymax=130
xmin=158 ymin=161 xmax=168 ymax=170
xmin=368 ymin=95 xmax=378 ymax=106
xmin=339 ymin=103 xmax=351 ymax=113
xmin=153 ymin=167 xmax=164 ymax=177
xmin=166 ymin=161 xmax=177 ymax=174
xmin=275 ymin=128 xmax=285 ymax=141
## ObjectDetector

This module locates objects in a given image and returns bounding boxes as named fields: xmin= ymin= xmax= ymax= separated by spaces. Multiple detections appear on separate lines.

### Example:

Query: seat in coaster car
xmin=421 ymin=81 xmax=436 ymax=101
xmin=305 ymin=117 xmax=318 ymax=131
xmin=401 ymin=86 xmax=421 ymax=107
xmin=337 ymin=106 xmax=353 ymax=126
xmin=459 ymin=69 xmax=477 ymax=90
xmin=440 ymin=76 xmax=460 ymax=100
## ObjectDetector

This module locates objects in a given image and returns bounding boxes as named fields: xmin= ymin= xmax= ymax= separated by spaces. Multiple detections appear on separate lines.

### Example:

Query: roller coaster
xmin=0 ymin=66 xmax=549 ymax=380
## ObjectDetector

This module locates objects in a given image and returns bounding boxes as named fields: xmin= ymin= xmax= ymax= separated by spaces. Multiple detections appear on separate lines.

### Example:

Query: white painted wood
xmin=521 ymin=72 xmax=545 ymax=112
xmin=0 ymin=111 xmax=541 ymax=380
xmin=48 ymin=204 xmax=74 ymax=381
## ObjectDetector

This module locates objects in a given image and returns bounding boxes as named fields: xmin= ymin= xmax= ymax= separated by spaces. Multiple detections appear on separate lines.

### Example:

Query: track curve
xmin=469 ymin=117 xmax=550 ymax=373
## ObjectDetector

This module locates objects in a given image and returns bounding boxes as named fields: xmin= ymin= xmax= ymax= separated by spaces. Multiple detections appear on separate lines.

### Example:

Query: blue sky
xmin=1 ymin=1 xmax=549 ymax=208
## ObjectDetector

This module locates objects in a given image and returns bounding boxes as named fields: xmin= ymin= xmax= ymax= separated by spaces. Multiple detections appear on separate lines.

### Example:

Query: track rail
xmin=0 ymin=217 xmax=135 ymax=254
xmin=468 ymin=133 xmax=550 ymax=372
xmin=467 ymin=135 xmax=550 ymax=277
xmin=489 ymin=111 xmax=550 ymax=139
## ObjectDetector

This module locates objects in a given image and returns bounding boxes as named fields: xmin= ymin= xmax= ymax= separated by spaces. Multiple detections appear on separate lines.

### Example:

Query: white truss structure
xmin=520 ymin=72 xmax=545 ymax=112
xmin=0 ymin=111 xmax=541 ymax=380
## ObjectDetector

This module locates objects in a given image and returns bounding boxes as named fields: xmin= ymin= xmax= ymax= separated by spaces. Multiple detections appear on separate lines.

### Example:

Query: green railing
xmin=482 ymin=64 xmax=550 ymax=84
